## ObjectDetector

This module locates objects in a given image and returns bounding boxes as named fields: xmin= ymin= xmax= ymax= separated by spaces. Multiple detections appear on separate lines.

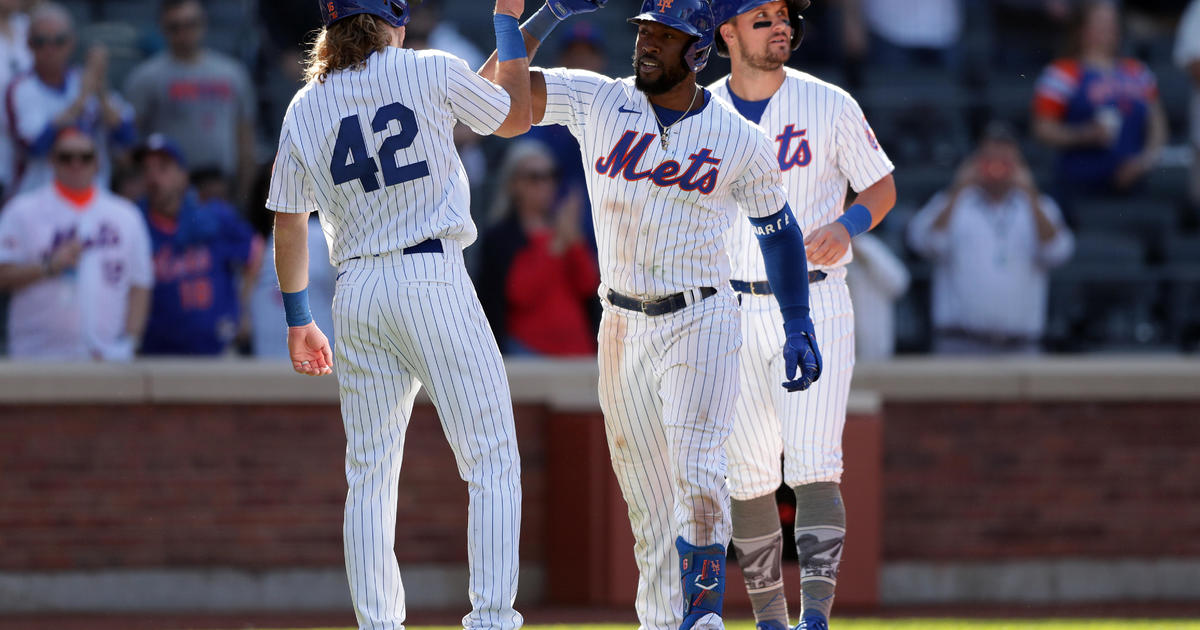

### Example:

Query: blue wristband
xmin=835 ymin=203 xmax=873 ymax=238
xmin=494 ymin=14 xmax=525 ymax=62
xmin=522 ymin=4 xmax=562 ymax=43
xmin=281 ymin=288 xmax=313 ymax=327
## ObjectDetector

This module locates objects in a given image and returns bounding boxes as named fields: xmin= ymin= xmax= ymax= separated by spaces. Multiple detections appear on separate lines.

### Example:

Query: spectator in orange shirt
xmin=1032 ymin=0 xmax=1167 ymax=216
xmin=478 ymin=141 xmax=599 ymax=356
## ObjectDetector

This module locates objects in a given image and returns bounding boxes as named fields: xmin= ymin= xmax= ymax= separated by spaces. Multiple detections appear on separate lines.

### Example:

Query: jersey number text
xmin=330 ymin=102 xmax=430 ymax=192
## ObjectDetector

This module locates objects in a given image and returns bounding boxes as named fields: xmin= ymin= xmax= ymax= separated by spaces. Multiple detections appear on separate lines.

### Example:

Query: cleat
xmin=757 ymin=621 xmax=789 ymax=630
xmin=793 ymin=613 xmax=829 ymax=630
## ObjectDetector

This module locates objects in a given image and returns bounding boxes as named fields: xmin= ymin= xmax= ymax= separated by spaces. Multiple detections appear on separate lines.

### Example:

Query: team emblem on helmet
xmin=319 ymin=0 xmax=411 ymax=28
xmin=628 ymin=0 xmax=716 ymax=73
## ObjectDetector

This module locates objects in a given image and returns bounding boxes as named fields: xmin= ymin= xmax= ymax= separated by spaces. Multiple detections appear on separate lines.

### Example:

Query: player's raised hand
xmin=288 ymin=322 xmax=334 ymax=376
xmin=546 ymin=0 xmax=608 ymax=20
xmin=804 ymin=222 xmax=851 ymax=266
xmin=495 ymin=0 xmax=524 ymax=19
xmin=782 ymin=315 xmax=822 ymax=392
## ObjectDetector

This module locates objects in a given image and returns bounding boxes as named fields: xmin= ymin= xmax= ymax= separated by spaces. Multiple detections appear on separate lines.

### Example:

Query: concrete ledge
xmin=882 ymin=559 xmax=1200 ymax=604
xmin=0 ymin=566 xmax=544 ymax=613
xmin=0 ymin=356 xmax=1197 ymax=405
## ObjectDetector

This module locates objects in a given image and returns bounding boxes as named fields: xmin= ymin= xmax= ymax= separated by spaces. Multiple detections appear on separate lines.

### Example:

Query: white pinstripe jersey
xmin=266 ymin=47 xmax=511 ymax=264
xmin=710 ymin=68 xmax=894 ymax=279
xmin=537 ymin=67 xmax=788 ymax=298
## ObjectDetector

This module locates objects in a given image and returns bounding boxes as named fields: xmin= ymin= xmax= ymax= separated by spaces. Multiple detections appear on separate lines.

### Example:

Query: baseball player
xmin=708 ymin=2 xmax=896 ymax=629
xmin=482 ymin=1 xmax=821 ymax=628
xmin=265 ymin=1 xmax=532 ymax=628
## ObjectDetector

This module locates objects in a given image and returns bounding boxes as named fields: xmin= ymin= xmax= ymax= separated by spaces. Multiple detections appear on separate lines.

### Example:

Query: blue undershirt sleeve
xmin=748 ymin=204 xmax=811 ymax=323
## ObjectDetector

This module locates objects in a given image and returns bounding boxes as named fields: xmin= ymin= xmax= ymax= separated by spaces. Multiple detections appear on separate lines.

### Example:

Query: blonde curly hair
xmin=303 ymin=14 xmax=393 ymax=84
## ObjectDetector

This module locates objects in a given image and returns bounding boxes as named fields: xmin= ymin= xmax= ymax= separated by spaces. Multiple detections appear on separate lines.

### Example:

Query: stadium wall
xmin=0 ymin=358 xmax=1197 ymax=612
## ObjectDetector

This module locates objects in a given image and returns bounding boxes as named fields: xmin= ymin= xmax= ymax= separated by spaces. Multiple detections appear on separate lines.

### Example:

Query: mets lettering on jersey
xmin=595 ymin=131 xmax=721 ymax=193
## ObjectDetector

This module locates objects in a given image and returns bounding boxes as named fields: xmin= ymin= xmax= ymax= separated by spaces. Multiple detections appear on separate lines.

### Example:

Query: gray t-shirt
xmin=123 ymin=50 xmax=255 ymax=175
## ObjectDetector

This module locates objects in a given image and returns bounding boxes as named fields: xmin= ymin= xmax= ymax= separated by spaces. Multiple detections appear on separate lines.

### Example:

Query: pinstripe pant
xmin=597 ymin=287 xmax=740 ymax=630
xmin=333 ymin=242 xmax=523 ymax=630
xmin=727 ymin=268 xmax=855 ymax=499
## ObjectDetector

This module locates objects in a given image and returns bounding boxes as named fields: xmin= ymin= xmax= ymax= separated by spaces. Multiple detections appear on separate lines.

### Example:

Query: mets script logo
xmin=326 ymin=2 xmax=338 ymax=20
xmin=657 ymin=0 xmax=674 ymax=10
xmin=776 ymin=124 xmax=811 ymax=171
xmin=595 ymin=130 xmax=722 ymax=194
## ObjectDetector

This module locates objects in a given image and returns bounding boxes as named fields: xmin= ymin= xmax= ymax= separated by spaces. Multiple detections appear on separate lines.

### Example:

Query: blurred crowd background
xmin=0 ymin=0 xmax=1195 ymax=362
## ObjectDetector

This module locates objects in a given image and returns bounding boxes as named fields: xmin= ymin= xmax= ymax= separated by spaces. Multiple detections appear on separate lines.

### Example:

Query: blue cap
xmin=135 ymin=133 xmax=187 ymax=168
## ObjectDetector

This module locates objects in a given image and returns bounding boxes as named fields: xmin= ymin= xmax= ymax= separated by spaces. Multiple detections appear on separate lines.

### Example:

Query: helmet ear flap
xmin=790 ymin=12 xmax=804 ymax=50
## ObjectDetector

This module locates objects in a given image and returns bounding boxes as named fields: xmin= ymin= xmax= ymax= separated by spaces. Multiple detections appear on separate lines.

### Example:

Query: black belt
xmin=731 ymin=270 xmax=827 ymax=295
xmin=347 ymin=239 xmax=443 ymax=261
xmin=607 ymin=287 xmax=717 ymax=316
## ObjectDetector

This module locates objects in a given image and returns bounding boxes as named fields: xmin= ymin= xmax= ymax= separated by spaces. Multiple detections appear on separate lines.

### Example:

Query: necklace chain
xmin=651 ymin=83 xmax=700 ymax=150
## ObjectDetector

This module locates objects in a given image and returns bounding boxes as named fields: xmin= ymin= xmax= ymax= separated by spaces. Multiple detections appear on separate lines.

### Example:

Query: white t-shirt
xmin=863 ymin=0 xmax=962 ymax=49
xmin=0 ymin=185 xmax=153 ymax=359
xmin=0 ymin=13 xmax=31 ymax=192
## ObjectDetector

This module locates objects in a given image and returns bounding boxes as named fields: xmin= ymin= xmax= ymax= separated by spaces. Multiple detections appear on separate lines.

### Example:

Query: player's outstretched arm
xmin=750 ymin=205 xmax=823 ymax=392
xmin=805 ymin=172 xmax=896 ymax=266
xmin=488 ymin=0 xmax=533 ymax=137
xmin=274 ymin=211 xmax=333 ymax=376
xmin=479 ymin=0 xmax=608 ymax=126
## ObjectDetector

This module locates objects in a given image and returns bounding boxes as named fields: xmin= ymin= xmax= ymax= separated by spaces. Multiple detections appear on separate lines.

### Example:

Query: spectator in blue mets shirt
xmin=136 ymin=134 xmax=262 ymax=355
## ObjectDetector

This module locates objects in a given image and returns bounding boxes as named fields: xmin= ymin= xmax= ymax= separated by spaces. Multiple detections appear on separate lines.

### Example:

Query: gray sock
xmin=792 ymin=482 xmax=846 ymax=621
xmin=731 ymin=494 xmax=789 ymax=627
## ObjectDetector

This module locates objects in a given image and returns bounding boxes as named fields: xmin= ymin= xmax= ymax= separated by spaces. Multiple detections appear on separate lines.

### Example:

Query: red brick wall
xmin=882 ymin=401 xmax=1200 ymax=560
xmin=0 ymin=403 xmax=546 ymax=571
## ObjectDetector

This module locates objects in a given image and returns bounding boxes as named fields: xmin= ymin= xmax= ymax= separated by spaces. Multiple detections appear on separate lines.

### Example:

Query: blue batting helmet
xmin=628 ymin=0 xmax=716 ymax=73
xmin=319 ymin=0 xmax=410 ymax=28
xmin=711 ymin=0 xmax=808 ymax=57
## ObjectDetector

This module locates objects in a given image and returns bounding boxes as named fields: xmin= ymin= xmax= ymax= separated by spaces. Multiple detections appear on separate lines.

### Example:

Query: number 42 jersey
xmin=266 ymin=47 xmax=512 ymax=264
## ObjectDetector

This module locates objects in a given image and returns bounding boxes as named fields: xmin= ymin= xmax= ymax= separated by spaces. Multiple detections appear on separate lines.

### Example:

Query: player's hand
xmin=47 ymin=238 xmax=84 ymax=275
xmin=287 ymin=322 xmax=334 ymax=376
xmin=782 ymin=315 xmax=821 ymax=392
xmin=804 ymin=222 xmax=851 ymax=266
xmin=495 ymin=0 xmax=524 ymax=19
xmin=546 ymin=0 xmax=607 ymax=20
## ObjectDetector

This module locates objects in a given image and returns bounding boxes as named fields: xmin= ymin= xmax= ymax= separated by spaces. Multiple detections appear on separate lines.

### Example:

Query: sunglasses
xmin=54 ymin=151 xmax=97 ymax=165
xmin=30 ymin=33 xmax=70 ymax=48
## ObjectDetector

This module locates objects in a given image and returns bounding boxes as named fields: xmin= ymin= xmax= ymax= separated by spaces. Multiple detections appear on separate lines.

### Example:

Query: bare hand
xmin=84 ymin=45 xmax=109 ymax=95
xmin=495 ymin=0 xmax=524 ymax=19
xmin=804 ymin=222 xmax=851 ymax=267
xmin=951 ymin=156 xmax=978 ymax=191
xmin=287 ymin=322 xmax=334 ymax=375
xmin=551 ymin=189 xmax=583 ymax=254
xmin=48 ymin=238 xmax=84 ymax=274
xmin=1013 ymin=160 xmax=1037 ymax=194
xmin=1114 ymin=155 xmax=1151 ymax=191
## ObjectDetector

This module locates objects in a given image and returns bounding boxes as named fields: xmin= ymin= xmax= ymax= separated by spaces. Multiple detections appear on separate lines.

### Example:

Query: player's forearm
xmin=0 ymin=262 xmax=51 ymax=291
xmin=849 ymin=173 xmax=896 ymax=230
xmin=273 ymin=212 xmax=311 ymax=293
xmin=124 ymin=285 xmax=151 ymax=343
xmin=750 ymin=205 xmax=811 ymax=321
xmin=489 ymin=12 xmax=533 ymax=138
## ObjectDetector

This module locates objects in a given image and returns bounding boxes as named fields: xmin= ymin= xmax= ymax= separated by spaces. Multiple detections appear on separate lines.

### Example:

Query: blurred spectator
xmin=250 ymin=213 xmax=334 ymax=358
xmin=123 ymin=0 xmax=256 ymax=209
xmin=478 ymin=141 xmax=599 ymax=356
xmin=7 ymin=3 xmax=135 ymax=197
xmin=853 ymin=0 xmax=963 ymax=70
xmin=0 ymin=129 xmax=151 ymax=360
xmin=521 ymin=22 xmax=609 ymax=252
xmin=1032 ymin=0 xmax=1168 ymax=213
xmin=1178 ymin=0 xmax=1200 ymax=207
xmin=907 ymin=125 xmax=1074 ymax=355
xmin=846 ymin=232 xmax=910 ymax=361
xmin=0 ymin=0 xmax=31 ymax=196
xmin=136 ymin=134 xmax=262 ymax=355
xmin=404 ymin=0 xmax=485 ymax=69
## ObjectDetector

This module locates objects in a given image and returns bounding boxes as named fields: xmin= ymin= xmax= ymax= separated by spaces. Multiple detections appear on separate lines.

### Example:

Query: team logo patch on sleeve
xmin=863 ymin=117 xmax=880 ymax=151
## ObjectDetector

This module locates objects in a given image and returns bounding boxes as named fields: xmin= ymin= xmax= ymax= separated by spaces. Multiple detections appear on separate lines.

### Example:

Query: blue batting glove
xmin=782 ymin=315 xmax=822 ymax=392
xmin=546 ymin=0 xmax=607 ymax=19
